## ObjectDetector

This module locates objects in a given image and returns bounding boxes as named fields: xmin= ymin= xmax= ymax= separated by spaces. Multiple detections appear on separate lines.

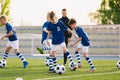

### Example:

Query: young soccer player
xmin=37 ymin=12 xmax=52 ymax=57
xmin=46 ymin=11 xmax=78 ymax=73
xmin=0 ymin=15 xmax=28 ymax=68
xmin=59 ymin=8 xmax=72 ymax=65
xmin=68 ymin=18 xmax=96 ymax=72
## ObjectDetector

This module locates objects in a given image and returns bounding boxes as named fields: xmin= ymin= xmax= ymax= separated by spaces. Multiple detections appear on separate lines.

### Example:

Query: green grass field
xmin=0 ymin=58 xmax=120 ymax=80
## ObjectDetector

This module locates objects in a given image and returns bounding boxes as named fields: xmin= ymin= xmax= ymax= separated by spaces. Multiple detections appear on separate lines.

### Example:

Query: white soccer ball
xmin=69 ymin=62 xmax=77 ymax=71
xmin=54 ymin=65 xmax=66 ymax=74
xmin=44 ymin=59 xmax=49 ymax=66
xmin=15 ymin=77 xmax=23 ymax=80
xmin=117 ymin=60 xmax=120 ymax=69
xmin=0 ymin=59 xmax=7 ymax=68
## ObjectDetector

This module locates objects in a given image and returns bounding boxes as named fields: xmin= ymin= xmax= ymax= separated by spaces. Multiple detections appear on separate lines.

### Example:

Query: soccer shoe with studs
xmin=87 ymin=68 xmax=96 ymax=72
xmin=36 ymin=47 xmax=44 ymax=54
xmin=23 ymin=61 xmax=28 ymax=69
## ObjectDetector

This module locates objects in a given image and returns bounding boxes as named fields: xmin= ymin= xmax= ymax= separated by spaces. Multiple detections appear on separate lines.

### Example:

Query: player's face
xmin=62 ymin=11 xmax=67 ymax=17
xmin=50 ymin=17 xmax=57 ymax=24
xmin=70 ymin=23 xmax=76 ymax=29
xmin=0 ymin=19 xmax=6 ymax=25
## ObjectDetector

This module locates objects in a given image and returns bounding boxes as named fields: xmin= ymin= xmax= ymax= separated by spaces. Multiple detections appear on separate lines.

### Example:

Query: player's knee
xmin=83 ymin=53 xmax=88 ymax=58
xmin=75 ymin=48 xmax=81 ymax=52
xmin=14 ymin=49 xmax=19 ymax=54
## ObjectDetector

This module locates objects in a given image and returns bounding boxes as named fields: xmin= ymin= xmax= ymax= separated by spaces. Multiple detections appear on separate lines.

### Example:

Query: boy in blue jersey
xmin=46 ymin=11 xmax=78 ymax=73
xmin=0 ymin=16 xmax=28 ymax=68
xmin=68 ymin=18 xmax=96 ymax=72
xmin=37 ymin=12 xmax=52 ymax=56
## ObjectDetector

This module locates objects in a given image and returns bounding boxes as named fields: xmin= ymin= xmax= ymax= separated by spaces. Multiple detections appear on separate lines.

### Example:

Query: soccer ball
xmin=44 ymin=59 xmax=49 ymax=66
xmin=0 ymin=59 xmax=7 ymax=68
xmin=69 ymin=62 xmax=77 ymax=71
xmin=54 ymin=65 xmax=66 ymax=74
xmin=116 ymin=60 xmax=120 ymax=69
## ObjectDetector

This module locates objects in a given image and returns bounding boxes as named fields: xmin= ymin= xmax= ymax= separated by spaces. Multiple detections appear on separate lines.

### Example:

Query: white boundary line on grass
xmin=35 ymin=71 xmax=120 ymax=80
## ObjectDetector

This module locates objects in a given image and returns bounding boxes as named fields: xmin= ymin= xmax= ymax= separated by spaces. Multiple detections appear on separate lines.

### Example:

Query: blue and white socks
xmin=42 ymin=47 xmax=51 ymax=50
xmin=16 ymin=52 xmax=26 ymax=62
xmin=49 ymin=55 xmax=53 ymax=70
xmin=75 ymin=51 xmax=81 ymax=65
xmin=85 ymin=57 xmax=95 ymax=69
xmin=66 ymin=52 xmax=74 ymax=64
xmin=2 ymin=52 xmax=9 ymax=60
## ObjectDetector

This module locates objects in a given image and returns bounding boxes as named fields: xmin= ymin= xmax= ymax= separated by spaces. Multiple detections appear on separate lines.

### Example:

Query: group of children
xmin=37 ymin=10 xmax=96 ymax=72
xmin=0 ymin=9 xmax=96 ymax=72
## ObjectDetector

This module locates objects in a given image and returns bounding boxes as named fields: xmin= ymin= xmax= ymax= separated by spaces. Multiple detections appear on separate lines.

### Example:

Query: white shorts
xmin=77 ymin=43 xmax=89 ymax=53
xmin=51 ymin=42 xmax=66 ymax=51
xmin=7 ymin=40 xmax=19 ymax=49
xmin=42 ymin=39 xmax=52 ymax=48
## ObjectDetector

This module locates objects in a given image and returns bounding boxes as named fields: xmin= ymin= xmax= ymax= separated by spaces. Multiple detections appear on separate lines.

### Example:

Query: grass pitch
xmin=0 ymin=58 xmax=120 ymax=80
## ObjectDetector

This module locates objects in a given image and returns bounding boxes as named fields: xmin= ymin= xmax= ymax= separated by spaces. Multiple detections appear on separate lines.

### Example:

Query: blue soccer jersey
xmin=75 ymin=26 xmax=90 ymax=46
xmin=47 ymin=21 xmax=68 ymax=44
xmin=41 ymin=21 xmax=49 ymax=44
xmin=6 ymin=23 xmax=17 ymax=41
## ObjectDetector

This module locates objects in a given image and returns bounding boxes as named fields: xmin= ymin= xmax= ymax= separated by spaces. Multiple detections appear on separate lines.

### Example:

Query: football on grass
xmin=54 ymin=65 xmax=66 ymax=74
xmin=0 ymin=59 xmax=7 ymax=68
xmin=117 ymin=60 xmax=120 ymax=69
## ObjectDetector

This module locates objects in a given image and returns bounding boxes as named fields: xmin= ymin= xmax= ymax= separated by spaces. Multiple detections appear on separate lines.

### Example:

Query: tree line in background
xmin=0 ymin=0 xmax=10 ymax=26
xmin=0 ymin=0 xmax=120 ymax=25
xmin=89 ymin=0 xmax=120 ymax=24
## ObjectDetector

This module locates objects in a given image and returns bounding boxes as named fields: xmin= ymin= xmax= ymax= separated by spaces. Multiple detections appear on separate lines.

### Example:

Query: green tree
xmin=89 ymin=0 xmax=120 ymax=24
xmin=0 ymin=0 xmax=10 ymax=26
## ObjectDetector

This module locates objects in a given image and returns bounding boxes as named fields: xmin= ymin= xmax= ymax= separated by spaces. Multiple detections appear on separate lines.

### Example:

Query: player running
xmin=0 ymin=15 xmax=28 ymax=68
xmin=37 ymin=12 xmax=52 ymax=58
xmin=46 ymin=11 xmax=78 ymax=73
xmin=68 ymin=18 xmax=96 ymax=72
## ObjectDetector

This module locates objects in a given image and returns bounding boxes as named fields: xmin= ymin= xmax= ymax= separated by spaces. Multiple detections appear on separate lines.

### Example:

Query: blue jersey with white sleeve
xmin=41 ymin=21 xmax=49 ymax=44
xmin=47 ymin=21 xmax=68 ymax=44
xmin=75 ymin=26 xmax=90 ymax=46
xmin=6 ymin=23 xmax=17 ymax=41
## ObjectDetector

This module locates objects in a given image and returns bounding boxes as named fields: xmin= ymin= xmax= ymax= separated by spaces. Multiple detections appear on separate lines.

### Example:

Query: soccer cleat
xmin=78 ymin=64 xmax=82 ymax=68
xmin=49 ymin=69 xmax=56 ymax=73
xmin=23 ymin=61 xmax=28 ymax=69
xmin=87 ymin=68 xmax=96 ymax=72
xmin=36 ymin=47 xmax=44 ymax=54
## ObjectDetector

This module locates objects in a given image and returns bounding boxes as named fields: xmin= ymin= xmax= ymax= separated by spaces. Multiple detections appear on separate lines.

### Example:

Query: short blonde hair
xmin=0 ymin=15 xmax=7 ymax=21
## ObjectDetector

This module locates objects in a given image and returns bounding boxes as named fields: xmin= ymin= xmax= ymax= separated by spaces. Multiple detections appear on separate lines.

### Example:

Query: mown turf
xmin=0 ymin=58 xmax=120 ymax=80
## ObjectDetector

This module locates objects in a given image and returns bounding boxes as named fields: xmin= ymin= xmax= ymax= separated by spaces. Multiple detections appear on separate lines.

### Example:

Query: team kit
xmin=0 ymin=9 xmax=96 ymax=74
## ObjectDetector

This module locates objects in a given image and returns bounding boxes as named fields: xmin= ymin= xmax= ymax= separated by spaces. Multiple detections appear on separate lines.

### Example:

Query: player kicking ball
xmin=0 ymin=15 xmax=28 ymax=68
xmin=68 ymin=18 xmax=96 ymax=72
xmin=37 ymin=12 xmax=52 ymax=60
xmin=46 ymin=11 xmax=78 ymax=73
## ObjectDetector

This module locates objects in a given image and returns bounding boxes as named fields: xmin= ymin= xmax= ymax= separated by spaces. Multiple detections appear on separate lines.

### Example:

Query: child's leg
xmin=83 ymin=46 xmax=95 ymax=71
xmin=2 ymin=47 xmax=11 ymax=60
xmin=13 ymin=40 xmax=28 ymax=68
xmin=52 ymin=51 xmax=57 ymax=67
xmin=75 ymin=48 xmax=82 ymax=67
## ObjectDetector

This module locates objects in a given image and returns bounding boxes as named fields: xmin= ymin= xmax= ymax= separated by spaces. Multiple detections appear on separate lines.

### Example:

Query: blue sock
xmin=86 ymin=57 xmax=95 ymax=69
xmin=53 ymin=57 xmax=57 ymax=67
xmin=66 ymin=52 xmax=74 ymax=63
xmin=49 ymin=55 xmax=53 ymax=70
xmin=75 ymin=51 xmax=81 ymax=65
xmin=3 ymin=52 xmax=8 ymax=60
xmin=16 ymin=52 xmax=26 ymax=62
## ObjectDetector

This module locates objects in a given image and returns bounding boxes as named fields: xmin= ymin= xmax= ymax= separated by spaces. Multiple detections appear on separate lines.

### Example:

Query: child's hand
xmin=46 ymin=40 xmax=50 ymax=46
xmin=1 ymin=36 xmax=6 ymax=40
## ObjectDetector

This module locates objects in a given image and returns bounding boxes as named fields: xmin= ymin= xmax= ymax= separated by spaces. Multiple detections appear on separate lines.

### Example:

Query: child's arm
xmin=46 ymin=31 xmax=52 ymax=46
xmin=1 ymin=31 xmax=13 ymax=40
xmin=70 ymin=37 xmax=82 ymax=47
xmin=43 ymin=28 xmax=49 ymax=33
xmin=67 ymin=28 xmax=78 ymax=39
